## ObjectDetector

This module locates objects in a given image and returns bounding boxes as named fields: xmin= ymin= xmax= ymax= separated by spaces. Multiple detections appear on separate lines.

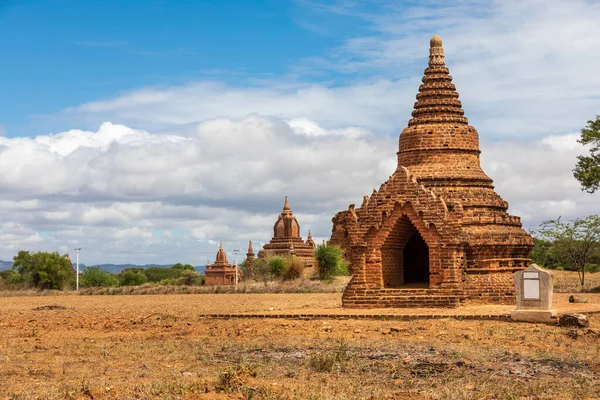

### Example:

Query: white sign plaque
xmin=523 ymin=272 xmax=539 ymax=279
xmin=523 ymin=279 xmax=540 ymax=299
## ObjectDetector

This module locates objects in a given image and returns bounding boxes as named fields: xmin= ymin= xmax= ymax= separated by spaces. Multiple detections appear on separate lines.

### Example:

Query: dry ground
xmin=1 ymin=294 xmax=600 ymax=399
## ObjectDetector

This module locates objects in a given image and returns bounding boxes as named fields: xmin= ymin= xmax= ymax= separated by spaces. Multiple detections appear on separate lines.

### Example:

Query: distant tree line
xmin=0 ymin=254 xmax=205 ymax=290
xmin=0 ymin=245 xmax=351 ymax=292
xmin=80 ymin=262 xmax=204 ymax=288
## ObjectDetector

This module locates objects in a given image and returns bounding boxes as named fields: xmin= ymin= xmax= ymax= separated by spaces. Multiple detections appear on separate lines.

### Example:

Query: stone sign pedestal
xmin=511 ymin=264 xmax=556 ymax=323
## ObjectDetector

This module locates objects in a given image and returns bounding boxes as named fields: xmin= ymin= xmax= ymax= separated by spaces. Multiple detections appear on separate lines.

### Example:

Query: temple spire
xmin=408 ymin=35 xmax=467 ymax=127
xmin=283 ymin=195 xmax=291 ymax=212
xmin=215 ymin=241 xmax=228 ymax=264
xmin=306 ymin=229 xmax=316 ymax=249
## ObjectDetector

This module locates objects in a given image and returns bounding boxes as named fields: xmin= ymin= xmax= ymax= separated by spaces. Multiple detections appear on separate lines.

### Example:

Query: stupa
xmin=258 ymin=196 xmax=316 ymax=267
xmin=205 ymin=242 xmax=242 ymax=285
xmin=330 ymin=35 xmax=534 ymax=308
xmin=244 ymin=241 xmax=255 ymax=279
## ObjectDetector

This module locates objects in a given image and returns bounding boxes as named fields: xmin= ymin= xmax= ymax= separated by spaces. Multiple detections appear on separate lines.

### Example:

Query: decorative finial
xmin=430 ymin=35 xmax=442 ymax=48
xmin=248 ymin=240 xmax=253 ymax=253
xmin=219 ymin=241 xmax=223 ymax=250
xmin=308 ymin=229 xmax=312 ymax=239
xmin=283 ymin=195 xmax=291 ymax=211
xmin=429 ymin=35 xmax=445 ymax=66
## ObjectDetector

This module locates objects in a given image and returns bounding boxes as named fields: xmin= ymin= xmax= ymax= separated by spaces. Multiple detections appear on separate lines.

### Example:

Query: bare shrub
xmin=283 ymin=257 xmax=305 ymax=281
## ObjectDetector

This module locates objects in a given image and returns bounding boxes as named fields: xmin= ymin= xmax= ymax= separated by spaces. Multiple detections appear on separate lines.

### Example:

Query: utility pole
xmin=74 ymin=248 xmax=82 ymax=291
xmin=233 ymin=249 xmax=240 ymax=285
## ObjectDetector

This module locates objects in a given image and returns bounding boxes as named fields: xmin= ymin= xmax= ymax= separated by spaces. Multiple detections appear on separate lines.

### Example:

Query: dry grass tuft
xmin=77 ymin=276 xmax=351 ymax=296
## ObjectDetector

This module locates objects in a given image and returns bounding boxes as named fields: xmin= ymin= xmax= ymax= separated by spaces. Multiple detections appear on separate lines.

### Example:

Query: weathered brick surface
xmin=259 ymin=196 xmax=317 ymax=267
xmin=330 ymin=35 xmax=534 ymax=308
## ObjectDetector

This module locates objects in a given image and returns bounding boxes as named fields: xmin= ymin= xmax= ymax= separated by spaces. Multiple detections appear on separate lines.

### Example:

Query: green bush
xmin=268 ymin=257 xmax=288 ymax=278
xmin=586 ymin=263 xmax=600 ymax=273
xmin=80 ymin=267 xmax=118 ymax=287
xmin=143 ymin=266 xmax=181 ymax=283
xmin=315 ymin=245 xmax=349 ymax=280
xmin=118 ymin=269 xmax=148 ymax=286
xmin=530 ymin=237 xmax=561 ymax=269
xmin=172 ymin=270 xmax=204 ymax=286
xmin=0 ymin=269 xmax=18 ymax=282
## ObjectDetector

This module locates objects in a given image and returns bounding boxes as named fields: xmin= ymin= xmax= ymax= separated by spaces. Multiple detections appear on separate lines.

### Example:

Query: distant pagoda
xmin=244 ymin=241 xmax=255 ymax=279
xmin=205 ymin=242 xmax=242 ymax=286
xmin=258 ymin=196 xmax=316 ymax=267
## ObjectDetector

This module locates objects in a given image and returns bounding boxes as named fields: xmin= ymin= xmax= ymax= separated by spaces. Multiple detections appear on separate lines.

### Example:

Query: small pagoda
xmin=258 ymin=196 xmax=316 ymax=267
xmin=205 ymin=242 xmax=242 ymax=286
xmin=330 ymin=35 xmax=534 ymax=308
xmin=244 ymin=241 xmax=255 ymax=279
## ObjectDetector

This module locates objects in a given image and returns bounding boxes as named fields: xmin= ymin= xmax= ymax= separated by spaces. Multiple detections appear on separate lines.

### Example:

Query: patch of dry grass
xmin=76 ymin=276 xmax=351 ymax=296
xmin=551 ymin=270 xmax=600 ymax=292
xmin=0 ymin=294 xmax=599 ymax=399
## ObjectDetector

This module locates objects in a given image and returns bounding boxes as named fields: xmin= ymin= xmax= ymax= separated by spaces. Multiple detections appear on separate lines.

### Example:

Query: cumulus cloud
xmin=481 ymin=133 xmax=596 ymax=227
xmin=0 ymin=117 xmax=393 ymax=264
xmin=0 ymin=116 xmax=594 ymax=264
xmin=55 ymin=0 xmax=600 ymax=143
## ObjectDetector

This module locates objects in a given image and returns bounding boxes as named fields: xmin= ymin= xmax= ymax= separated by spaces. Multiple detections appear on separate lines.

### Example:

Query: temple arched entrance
xmin=403 ymin=232 xmax=429 ymax=284
xmin=381 ymin=215 xmax=430 ymax=288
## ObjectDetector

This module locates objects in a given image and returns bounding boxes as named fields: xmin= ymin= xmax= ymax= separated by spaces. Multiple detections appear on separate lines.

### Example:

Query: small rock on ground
xmin=559 ymin=313 xmax=589 ymax=328
xmin=568 ymin=295 xmax=589 ymax=303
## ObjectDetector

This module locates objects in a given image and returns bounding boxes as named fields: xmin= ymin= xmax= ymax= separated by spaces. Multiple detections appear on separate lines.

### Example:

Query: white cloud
xmin=0 ymin=116 xmax=595 ymax=264
xmin=480 ymin=133 xmax=596 ymax=227
xmin=0 ymin=117 xmax=392 ymax=264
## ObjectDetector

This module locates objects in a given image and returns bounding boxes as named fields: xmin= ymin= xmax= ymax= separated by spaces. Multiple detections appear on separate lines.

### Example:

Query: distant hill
xmin=0 ymin=261 xmax=206 ymax=274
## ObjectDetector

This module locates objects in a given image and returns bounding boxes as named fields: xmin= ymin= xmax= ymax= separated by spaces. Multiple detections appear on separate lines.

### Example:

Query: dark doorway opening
xmin=403 ymin=232 xmax=430 ymax=284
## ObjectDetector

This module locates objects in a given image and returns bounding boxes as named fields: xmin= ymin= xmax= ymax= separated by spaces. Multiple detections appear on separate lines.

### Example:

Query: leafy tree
xmin=574 ymin=115 xmax=600 ymax=193
xmin=268 ymin=257 xmax=288 ymax=278
xmin=533 ymin=215 xmax=600 ymax=289
xmin=80 ymin=267 xmax=118 ymax=287
xmin=172 ymin=263 xmax=195 ymax=271
xmin=315 ymin=245 xmax=349 ymax=280
xmin=529 ymin=237 xmax=561 ymax=269
xmin=12 ymin=250 xmax=74 ymax=290
xmin=251 ymin=258 xmax=270 ymax=281
xmin=173 ymin=270 xmax=204 ymax=286
xmin=143 ymin=266 xmax=181 ymax=283
xmin=118 ymin=269 xmax=148 ymax=286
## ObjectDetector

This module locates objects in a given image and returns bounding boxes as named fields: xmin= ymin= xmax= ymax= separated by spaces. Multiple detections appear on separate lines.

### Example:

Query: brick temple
xmin=258 ymin=196 xmax=316 ymax=267
xmin=330 ymin=35 xmax=534 ymax=308
xmin=205 ymin=242 xmax=242 ymax=286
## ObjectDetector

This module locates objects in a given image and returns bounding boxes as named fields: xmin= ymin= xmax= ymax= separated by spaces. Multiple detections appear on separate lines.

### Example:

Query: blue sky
xmin=0 ymin=0 xmax=382 ymax=137
xmin=0 ymin=0 xmax=599 ymax=264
